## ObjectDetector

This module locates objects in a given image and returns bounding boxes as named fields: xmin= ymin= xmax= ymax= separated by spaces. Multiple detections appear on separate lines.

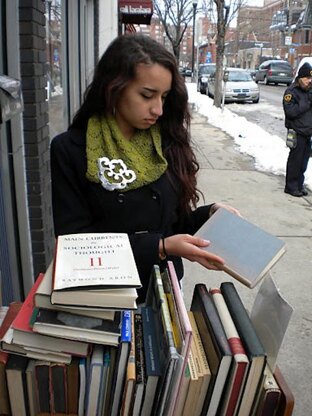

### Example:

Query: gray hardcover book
xmin=195 ymin=208 xmax=286 ymax=288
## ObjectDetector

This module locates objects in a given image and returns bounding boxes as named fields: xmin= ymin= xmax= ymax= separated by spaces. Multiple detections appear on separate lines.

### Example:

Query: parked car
xmin=197 ymin=63 xmax=216 ymax=94
xmin=254 ymin=60 xmax=293 ymax=85
xmin=179 ymin=66 xmax=192 ymax=77
xmin=207 ymin=68 xmax=260 ymax=103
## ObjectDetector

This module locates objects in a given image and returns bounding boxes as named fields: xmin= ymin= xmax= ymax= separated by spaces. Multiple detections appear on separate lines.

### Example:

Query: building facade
xmin=0 ymin=0 xmax=118 ymax=304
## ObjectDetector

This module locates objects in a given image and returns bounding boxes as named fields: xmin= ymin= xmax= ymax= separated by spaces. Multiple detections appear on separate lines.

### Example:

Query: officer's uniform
xmin=283 ymin=63 xmax=312 ymax=196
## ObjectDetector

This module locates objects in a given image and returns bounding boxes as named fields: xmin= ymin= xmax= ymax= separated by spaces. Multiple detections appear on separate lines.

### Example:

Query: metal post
xmin=47 ymin=0 xmax=53 ymax=83
xmin=191 ymin=1 xmax=198 ymax=81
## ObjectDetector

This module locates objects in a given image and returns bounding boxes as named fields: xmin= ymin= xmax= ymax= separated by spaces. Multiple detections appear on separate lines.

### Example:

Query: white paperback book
xmin=53 ymin=233 xmax=141 ymax=291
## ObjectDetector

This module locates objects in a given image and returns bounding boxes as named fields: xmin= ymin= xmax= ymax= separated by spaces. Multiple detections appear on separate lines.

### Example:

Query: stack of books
xmin=0 ymin=222 xmax=293 ymax=416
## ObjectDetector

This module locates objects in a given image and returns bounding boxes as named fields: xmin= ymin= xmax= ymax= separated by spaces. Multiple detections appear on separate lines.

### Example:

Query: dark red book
xmin=210 ymin=288 xmax=249 ymax=416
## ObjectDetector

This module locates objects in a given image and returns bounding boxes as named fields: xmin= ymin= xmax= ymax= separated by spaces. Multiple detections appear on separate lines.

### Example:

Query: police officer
xmin=283 ymin=62 xmax=312 ymax=197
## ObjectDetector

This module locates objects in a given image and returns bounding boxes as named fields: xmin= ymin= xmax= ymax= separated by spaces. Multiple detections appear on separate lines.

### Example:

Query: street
xmin=226 ymin=84 xmax=288 ymax=140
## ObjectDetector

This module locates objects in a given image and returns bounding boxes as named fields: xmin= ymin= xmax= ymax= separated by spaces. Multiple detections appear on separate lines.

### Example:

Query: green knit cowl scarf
xmin=86 ymin=116 xmax=168 ymax=192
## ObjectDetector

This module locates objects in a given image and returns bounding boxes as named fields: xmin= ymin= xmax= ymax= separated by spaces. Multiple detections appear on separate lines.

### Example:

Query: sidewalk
xmin=182 ymin=111 xmax=312 ymax=416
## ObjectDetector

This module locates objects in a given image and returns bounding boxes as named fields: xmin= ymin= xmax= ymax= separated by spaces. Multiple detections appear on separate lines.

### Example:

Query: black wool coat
xmin=50 ymin=128 xmax=212 ymax=301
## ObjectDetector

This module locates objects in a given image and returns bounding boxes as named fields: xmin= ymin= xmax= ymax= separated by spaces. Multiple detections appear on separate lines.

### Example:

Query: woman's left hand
xmin=163 ymin=234 xmax=225 ymax=271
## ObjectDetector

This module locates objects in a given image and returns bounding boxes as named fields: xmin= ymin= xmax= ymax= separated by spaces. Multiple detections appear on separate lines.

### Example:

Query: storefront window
xmin=46 ymin=0 xmax=66 ymax=138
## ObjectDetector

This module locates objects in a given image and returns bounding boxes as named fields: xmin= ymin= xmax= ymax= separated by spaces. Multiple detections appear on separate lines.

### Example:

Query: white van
xmin=294 ymin=57 xmax=312 ymax=77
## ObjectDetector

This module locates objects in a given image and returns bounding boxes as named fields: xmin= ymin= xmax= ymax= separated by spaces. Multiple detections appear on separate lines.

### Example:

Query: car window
xmin=272 ymin=63 xmax=292 ymax=71
xmin=199 ymin=65 xmax=215 ymax=75
xmin=259 ymin=63 xmax=268 ymax=69
xmin=228 ymin=71 xmax=252 ymax=82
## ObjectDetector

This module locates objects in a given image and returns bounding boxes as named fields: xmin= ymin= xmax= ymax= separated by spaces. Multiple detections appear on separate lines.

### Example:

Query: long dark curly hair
xmin=70 ymin=33 xmax=201 ymax=213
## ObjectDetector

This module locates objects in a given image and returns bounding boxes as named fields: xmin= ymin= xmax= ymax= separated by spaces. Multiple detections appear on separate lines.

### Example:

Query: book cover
xmin=109 ymin=310 xmax=132 ymax=416
xmin=162 ymin=262 xmax=193 ymax=415
xmin=1 ymin=301 xmax=70 ymax=363
xmin=1 ymin=340 xmax=72 ymax=364
xmin=5 ymin=354 xmax=29 ymax=416
xmin=172 ymin=363 xmax=191 ymax=416
xmin=188 ymin=311 xmax=211 ymax=416
xmin=190 ymin=283 xmax=232 ymax=416
xmin=253 ymin=364 xmax=281 ymax=416
xmin=78 ymin=358 xmax=87 ymax=416
xmin=99 ymin=347 xmax=111 ymax=415
xmin=49 ymin=362 xmax=68 ymax=414
xmin=35 ymin=265 xmax=115 ymax=320
xmin=35 ymin=360 xmax=51 ymax=414
xmin=32 ymin=308 xmax=121 ymax=346
xmin=9 ymin=279 xmax=89 ymax=357
xmin=141 ymin=305 xmax=162 ymax=416
xmin=0 ymin=302 xmax=22 ymax=340
xmin=182 ymin=349 xmax=201 ymax=416
xmin=221 ymin=282 xmax=267 ymax=416
xmin=146 ymin=265 xmax=180 ymax=416
xmin=52 ymin=232 xmax=141 ymax=291
xmin=250 ymin=275 xmax=293 ymax=371
xmin=67 ymin=357 xmax=80 ymax=415
xmin=120 ymin=312 xmax=136 ymax=416
xmin=103 ymin=346 xmax=117 ymax=416
xmin=51 ymin=286 xmax=138 ymax=310
xmin=132 ymin=312 xmax=145 ymax=416
xmin=210 ymin=287 xmax=249 ymax=416
xmin=26 ymin=359 xmax=40 ymax=416
xmin=195 ymin=208 xmax=286 ymax=288
xmin=85 ymin=344 xmax=105 ymax=416
xmin=274 ymin=366 xmax=294 ymax=416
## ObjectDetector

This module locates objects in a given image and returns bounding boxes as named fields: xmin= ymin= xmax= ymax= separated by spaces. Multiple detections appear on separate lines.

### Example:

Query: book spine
xmin=120 ymin=313 xmax=136 ymax=416
xmin=35 ymin=363 xmax=51 ymax=414
xmin=49 ymin=363 xmax=68 ymax=414
xmin=153 ymin=266 xmax=179 ymax=358
xmin=134 ymin=313 xmax=145 ymax=385
xmin=121 ymin=310 xmax=132 ymax=342
xmin=141 ymin=306 xmax=161 ymax=376
xmin=220 ymin=283 xmax=266 ymax=357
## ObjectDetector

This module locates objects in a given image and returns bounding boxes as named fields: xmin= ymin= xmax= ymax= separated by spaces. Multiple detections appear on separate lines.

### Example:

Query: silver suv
xmin=197 ymin=63 xmax=216 ymax=94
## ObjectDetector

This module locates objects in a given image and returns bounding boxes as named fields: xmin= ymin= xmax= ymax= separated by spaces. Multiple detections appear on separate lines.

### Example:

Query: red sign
xmin=119 ymin=0 xmax=153 ymax=24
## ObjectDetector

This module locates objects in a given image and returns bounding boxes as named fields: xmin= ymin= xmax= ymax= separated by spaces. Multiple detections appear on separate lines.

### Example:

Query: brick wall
xmin=19 ymin=0 xmax=54 ymax=277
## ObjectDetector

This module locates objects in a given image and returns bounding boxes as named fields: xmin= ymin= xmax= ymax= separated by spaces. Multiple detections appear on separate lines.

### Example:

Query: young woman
xmin=50 ymin=33 xmax=238 ymax=301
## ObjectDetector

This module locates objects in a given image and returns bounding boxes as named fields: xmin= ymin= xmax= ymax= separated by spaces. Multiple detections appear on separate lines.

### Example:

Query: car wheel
xmin=253 ymin=96 xmax=260 ymax=103
xmin=200 ymin=84 xmax=206 ymax=94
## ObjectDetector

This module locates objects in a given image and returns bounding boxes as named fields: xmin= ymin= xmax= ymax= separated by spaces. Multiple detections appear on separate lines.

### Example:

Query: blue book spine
xmin=121 ymin=310 xmax=132 ymax=342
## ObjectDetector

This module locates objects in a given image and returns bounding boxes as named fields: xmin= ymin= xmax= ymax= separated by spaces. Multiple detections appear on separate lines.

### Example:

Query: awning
xmin=119 ymin=0 xmax=153 ymax=25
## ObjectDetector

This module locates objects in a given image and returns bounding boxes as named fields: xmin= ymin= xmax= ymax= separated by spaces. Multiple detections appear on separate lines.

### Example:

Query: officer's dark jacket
xmin=283 ymin=81 xmax=312 ymax=137
xmin=50 ymin=129 xmax=212 ymax=301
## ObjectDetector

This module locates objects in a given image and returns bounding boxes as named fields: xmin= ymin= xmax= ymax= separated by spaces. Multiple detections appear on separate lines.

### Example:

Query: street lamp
xmin=191 ymin=0 xmax=198 ymax=80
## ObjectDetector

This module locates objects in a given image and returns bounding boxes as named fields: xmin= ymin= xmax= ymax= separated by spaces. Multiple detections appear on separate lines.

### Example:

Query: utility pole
xmin=191 ymin=0 xmax=198 ymax=81
xmin=286 ymin=0 xmax=293 ymax=64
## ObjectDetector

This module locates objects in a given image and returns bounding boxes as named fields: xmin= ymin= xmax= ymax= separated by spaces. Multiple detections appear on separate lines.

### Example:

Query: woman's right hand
xmin=161 ymin=234 xmax=225 ymax=271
